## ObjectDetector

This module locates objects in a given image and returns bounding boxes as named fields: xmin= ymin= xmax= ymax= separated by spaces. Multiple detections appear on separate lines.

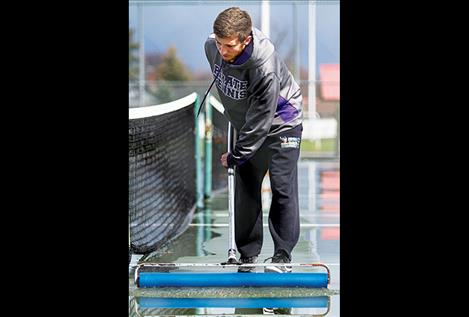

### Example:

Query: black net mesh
xmin=211 ymin=104 xmax=228 ymax=193
xmin=129 ymin=99 xmax=196 ymax=254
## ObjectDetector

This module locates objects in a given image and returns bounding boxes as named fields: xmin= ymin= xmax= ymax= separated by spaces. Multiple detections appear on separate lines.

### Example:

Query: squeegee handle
xmin=227 ymin=123 xmax=237 ymax=261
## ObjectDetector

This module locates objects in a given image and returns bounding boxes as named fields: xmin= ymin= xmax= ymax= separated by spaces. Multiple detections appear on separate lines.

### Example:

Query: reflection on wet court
xmin=129 ymin=159 xmax=339 ymax=316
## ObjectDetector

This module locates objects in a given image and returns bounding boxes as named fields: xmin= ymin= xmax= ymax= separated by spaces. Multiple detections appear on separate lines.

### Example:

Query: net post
xmin=194 ymin=94 xmax=204 ymax=209
xmin=204 ymin=93 xmax=213 ymax=201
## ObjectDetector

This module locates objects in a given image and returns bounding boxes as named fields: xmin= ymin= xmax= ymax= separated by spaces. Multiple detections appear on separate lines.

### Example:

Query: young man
xmin=205 ymin=7 xmax=303 ymax=273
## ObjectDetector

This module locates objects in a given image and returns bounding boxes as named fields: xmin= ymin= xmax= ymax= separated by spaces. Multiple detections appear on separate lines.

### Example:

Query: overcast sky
xmin=129 ymin=1 xmax=339 ymax=74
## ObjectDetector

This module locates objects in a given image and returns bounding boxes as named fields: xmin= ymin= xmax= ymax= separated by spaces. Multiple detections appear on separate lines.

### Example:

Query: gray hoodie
xmin=205 ymin=27 xmax=303 ymax=166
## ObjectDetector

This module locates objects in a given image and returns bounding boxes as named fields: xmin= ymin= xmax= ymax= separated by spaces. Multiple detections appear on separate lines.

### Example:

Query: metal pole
xmin=204 ymin=93 xmax=213 ymax=200
xmin=293 ymin=2 xmax=300 ymax=82
xmin=308 ymin=1 xmax=317 ymax=118
xmin=204 ymin=204 xmax=212 ymax=242
xmin=195 ymin=206 xmax=204 ymax=256
xmin=227 ymin=122 xmax=237 ymax=263
xmin=195 ymin=96 xmax=204 ymax=209
xmin=261 ymin=0 xmax=270 ymax=38
xmin=138 ymin=4 xmax=145 ymax=107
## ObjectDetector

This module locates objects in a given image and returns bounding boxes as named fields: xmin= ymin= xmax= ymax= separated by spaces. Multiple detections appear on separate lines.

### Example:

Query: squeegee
xmin=135 ymin=122 xmax=330 ymax=288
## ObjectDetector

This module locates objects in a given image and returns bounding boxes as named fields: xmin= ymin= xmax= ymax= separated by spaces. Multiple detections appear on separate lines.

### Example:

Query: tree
xmin=154 ymin=46 xmax=191 ymax=81
xmin=153 ymin=46 xmax=192 ymax=103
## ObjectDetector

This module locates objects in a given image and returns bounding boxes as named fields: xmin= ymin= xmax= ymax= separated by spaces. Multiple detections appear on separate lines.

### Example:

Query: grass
xmin=300 ymin=138 xmax=337 ymax=153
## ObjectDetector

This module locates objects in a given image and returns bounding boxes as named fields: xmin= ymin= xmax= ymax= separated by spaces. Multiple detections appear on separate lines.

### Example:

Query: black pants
xmin=235 ymin=124 xmax=302 ymax=260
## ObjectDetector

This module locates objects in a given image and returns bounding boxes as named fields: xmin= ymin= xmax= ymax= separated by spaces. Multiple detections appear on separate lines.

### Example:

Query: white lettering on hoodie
xmin=213 ymin=64 xmax=248 ymax=100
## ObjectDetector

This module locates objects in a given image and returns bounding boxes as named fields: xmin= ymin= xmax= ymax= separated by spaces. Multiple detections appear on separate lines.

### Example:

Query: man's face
xmin=215 ymin=34 xmax=252 ymax=62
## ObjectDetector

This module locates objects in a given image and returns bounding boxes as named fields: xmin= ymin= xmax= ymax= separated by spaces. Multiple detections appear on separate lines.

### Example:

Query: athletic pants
xmin=235 ymin=124 xmax=302 ymax=260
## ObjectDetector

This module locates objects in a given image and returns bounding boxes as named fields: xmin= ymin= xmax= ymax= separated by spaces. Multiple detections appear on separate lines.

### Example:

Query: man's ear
xmin=244 ymin=35 xmax=252 ymax=46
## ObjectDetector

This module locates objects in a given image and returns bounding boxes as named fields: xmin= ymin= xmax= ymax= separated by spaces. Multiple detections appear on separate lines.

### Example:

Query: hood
xmin=229 ymin=27 xmax=275 ymax=69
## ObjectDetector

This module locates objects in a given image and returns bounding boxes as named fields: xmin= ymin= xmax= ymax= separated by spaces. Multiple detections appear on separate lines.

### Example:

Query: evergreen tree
xmin=155 ymin=46 xmax=191 ymax=81
xmin=154 ymin=46 xmax=192 ymax=103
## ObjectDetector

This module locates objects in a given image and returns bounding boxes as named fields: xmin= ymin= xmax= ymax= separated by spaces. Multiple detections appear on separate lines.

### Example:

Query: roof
xmin=319 ymin=64 xmax=340 ymax=101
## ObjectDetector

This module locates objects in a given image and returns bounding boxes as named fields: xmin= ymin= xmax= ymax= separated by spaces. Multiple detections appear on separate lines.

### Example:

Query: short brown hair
xmin=213 ymin=7 xmax=252 ymax=42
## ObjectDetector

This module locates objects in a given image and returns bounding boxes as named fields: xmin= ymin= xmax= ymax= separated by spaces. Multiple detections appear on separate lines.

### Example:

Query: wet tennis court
xmin=129 ymin=159 xmax=340 ymax=316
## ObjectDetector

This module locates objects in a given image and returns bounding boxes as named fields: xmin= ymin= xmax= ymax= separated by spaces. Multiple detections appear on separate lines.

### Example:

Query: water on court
xmin=129 ymin=159 xmax=340 ymax=316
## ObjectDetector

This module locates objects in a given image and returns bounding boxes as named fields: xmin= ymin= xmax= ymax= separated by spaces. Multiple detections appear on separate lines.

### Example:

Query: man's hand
xmin=221 ymin=152 xmax=229 ymax=168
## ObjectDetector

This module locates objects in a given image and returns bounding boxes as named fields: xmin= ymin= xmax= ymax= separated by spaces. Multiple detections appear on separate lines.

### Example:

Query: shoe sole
xmin=238 ymin=258 xmax=258 ymax=273
xmin=238 ymin=264 xmax=256 ymax=273
xmin=264 ymin=265 xmax=292 ymax=273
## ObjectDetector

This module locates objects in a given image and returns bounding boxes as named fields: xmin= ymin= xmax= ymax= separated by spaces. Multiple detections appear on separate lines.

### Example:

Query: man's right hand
xmin=220 ymin=152 xmax=229 ymax=168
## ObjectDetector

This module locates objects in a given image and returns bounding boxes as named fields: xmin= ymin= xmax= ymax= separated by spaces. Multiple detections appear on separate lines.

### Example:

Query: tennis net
xmin=129 ymin=93 xmax=197 ymax=254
